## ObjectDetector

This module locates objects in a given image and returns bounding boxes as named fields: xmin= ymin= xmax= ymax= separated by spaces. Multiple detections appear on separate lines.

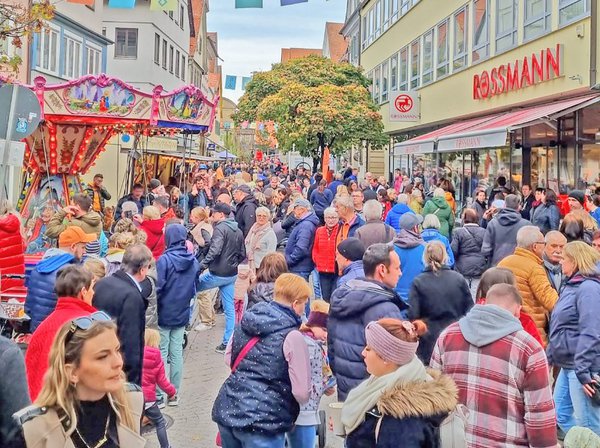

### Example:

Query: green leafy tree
xmin=234 ymin=55 xmax=387 ymax=171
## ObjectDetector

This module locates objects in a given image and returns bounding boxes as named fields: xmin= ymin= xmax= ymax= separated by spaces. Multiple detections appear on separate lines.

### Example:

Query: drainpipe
xmin=591 ymin=0 xmax=598 ymax=88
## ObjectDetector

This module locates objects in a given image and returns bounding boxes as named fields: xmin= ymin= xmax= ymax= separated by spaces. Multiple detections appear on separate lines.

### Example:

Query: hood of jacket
xmin=142 ymin=218 xmax=165 ymax=236
xmin=330 ymin=278 xmax=408 ymax=319
xmin=495 ymin=208 xmax=523 ymax=227
xmin=163 ymin=224 xmax=196 ymax=272
xmin=219 ymin=218 xmax=240 ymax=232
xmin=390 ymin=203 xmax=412 ymax=215
xmin=37 ymin=249 xmax=75 ymax=273
xmin=458 ymin=304 xmax=523 ymax=347
xmin=430 ymin=196 xmax=450 ymax=210
xmin=377 ymin=369 xmax=458 ymax=420
xmin=79 ymin=211 xmax=102 ymax=227
xmin=0 ymin=213 xmax=20 ymax=233
xmin=421 ymin=228 xmax=442 ymax=240
xmin=394 ymin=229 xmax=424 ymax=249
xmin=342 ymin=260 xmax=364 ymax=276
xmin=240 ymin=300 xmax=301 ymax=337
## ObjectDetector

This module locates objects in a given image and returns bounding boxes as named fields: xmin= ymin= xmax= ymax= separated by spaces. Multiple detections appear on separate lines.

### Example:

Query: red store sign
xmin=473 ymin=44 xmax=563 ymax=100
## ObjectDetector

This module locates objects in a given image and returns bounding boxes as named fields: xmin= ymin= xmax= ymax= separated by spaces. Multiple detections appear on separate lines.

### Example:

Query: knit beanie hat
xmin=568 ymin=190 xmax=586 ymax=206
xmin=337 ymin=237 xmax=365 ymax=262
xmin=305 ymin=300 xmax=329 ymax=329
xmin=85 ymin=239 xmax=101 ymax=257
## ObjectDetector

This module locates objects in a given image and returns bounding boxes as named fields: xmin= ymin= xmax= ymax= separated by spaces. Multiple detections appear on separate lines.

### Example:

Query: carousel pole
xmin=0 ymin=86 xmax=19 ymax=201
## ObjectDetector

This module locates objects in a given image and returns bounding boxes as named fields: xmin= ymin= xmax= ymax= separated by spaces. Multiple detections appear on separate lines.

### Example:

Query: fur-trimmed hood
xmin=377 ymin=369 xmax=458 ymax=420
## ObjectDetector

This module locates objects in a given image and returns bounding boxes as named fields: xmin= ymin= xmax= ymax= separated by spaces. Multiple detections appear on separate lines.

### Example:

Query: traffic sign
xmin=0 ymin=84 xmax=42 ymax=140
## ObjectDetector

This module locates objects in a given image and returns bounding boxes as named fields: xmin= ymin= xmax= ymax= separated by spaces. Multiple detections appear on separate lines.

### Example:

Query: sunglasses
xmin=66 ymin=311 xmax=112 ymax=343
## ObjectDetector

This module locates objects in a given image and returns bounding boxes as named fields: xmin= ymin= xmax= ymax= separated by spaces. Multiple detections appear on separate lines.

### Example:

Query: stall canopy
xmin=395 ymin=94 xmax=600 ymax=154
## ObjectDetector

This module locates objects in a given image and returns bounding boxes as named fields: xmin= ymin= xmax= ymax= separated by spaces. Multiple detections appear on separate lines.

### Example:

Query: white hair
xmin=255 ymin=206 xmax=271 ymax=218
xmin=363 ymin=200 xmax=383 ymax=221
xmin=516 ymin=225 xmax=543 ymax=249
xmin=422 ymin=214 xmax=441 ymax=230
xmin=335 ymin=195 xmax=354 ymax=210
xmin=433 ymin=188 xmax=446 ymax=198
xmin=412 ymin=189 xmax=422 ymax=198
xmin=323 ymin=207 xmax=338 ymax=218
xmin=397 ymin=194 xmax=409 ymax=204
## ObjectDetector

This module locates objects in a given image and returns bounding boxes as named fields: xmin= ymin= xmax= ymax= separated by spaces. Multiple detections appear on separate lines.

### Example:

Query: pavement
xmin=144 ymin=305 xmax=344 ymax=448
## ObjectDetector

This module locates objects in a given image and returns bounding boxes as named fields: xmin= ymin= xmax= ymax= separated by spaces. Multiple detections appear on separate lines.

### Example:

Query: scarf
xmin=245 ymin=221 xmax=271 ymax=262
xmin=341 ymin=356 xmax=429 ymax=434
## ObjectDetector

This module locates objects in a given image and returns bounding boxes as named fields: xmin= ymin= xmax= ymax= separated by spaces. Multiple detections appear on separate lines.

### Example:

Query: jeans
xmin=555 ymin=368 xmax=600 ymax=435
xmin=218 ymin=424 xmax=285 ymax=448
xmin=317 ymin=272 xmax=337 ymax=302
xmin=312 ymin=268 xmax=322 ymax=299
xmin=286 ymin=424 xmax=317 ymax=448
xmin=159 ymin=326 xmax=185 ymax=394
xmin=198 ymin=271 xmax=237 ymax=344
xmin=145 ymin=403 xmax=170 ymax=448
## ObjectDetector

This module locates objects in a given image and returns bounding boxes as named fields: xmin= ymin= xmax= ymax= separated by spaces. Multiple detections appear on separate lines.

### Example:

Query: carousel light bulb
xmin=49 ymin=135 xmax=56 ymax=143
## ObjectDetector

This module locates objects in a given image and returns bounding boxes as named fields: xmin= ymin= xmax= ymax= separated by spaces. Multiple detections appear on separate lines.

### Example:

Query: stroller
xmin=0 ymin=274 xmax=30 ymax=344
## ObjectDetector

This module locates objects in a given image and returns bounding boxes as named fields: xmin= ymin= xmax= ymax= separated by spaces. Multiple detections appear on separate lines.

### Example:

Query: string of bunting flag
xmin=236 ymin=0 xmax=309 ymax=7
xmin=68 ymin=0 xmax=321 ymax=10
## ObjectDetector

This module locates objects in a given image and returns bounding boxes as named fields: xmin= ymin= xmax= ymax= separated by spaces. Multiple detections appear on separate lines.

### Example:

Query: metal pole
xmin=0 ymin=86 xmax=19 ymax=201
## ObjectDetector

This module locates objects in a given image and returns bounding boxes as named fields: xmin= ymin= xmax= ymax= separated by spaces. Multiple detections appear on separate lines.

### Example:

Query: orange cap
xmin=58 ymin=226 xmax=97 ymax=247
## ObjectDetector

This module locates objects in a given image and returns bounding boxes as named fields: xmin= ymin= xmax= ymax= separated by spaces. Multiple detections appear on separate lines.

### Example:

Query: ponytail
xmin=423 ymin=241 xmax=447 ymax=272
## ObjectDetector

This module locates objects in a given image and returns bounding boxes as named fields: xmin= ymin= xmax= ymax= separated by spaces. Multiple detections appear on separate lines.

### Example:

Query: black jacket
xmin=115 ymin=193 xmax=147 ymax=219
xmin=521 ymin=194 xmax=536 ymax=220
xmin=450 ymin=224 xmax=486 ymax=278
xmin=235 ymin=195 xmax=258 ymax=238
xmin=408 ymin=267 xmax=473 ymax=364
xmin=200 ymin=219 xmax=246 ymax=277
xmin=92 ymin=270 xmax=148 ymax=385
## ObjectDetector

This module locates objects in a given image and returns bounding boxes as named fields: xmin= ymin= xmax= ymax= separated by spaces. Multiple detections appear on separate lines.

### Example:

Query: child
xmin=286 ymin=300 xmax=336 ymax=448
xmin=142 ymin=329 xmax=176 ymax=448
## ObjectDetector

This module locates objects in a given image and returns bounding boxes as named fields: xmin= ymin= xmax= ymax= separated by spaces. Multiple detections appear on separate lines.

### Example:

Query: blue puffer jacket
xmin=337 ymin=260 xmax=364 ymax=288
xmin=25 ymin=249 xmax=76 ymax=331
xmin=385 ymin=203 xmax=414 ymax=232
xmin=421 ymin=228 xmax=455 ymax=268
xmin=285 ymin=212 xmax=320 ymax=274
xmin=157 ymin=224 xmax=200 ymax=328
xmin=328 ymin=278 xmax=407 ymax=400
xmin=547 ymin=271 xmax=600 ymax=385
xmin=212 ymin=301 xmax=302 ymax=434
xmin=393 ymin=230 xmax=426 ymax=302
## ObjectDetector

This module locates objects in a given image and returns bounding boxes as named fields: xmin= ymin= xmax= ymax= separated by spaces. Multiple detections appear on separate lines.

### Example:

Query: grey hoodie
xmin=458 ymin=304 xmax=523 ymax=347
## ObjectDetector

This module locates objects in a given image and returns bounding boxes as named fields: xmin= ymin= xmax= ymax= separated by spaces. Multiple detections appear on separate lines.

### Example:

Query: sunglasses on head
xmin=66 ymin=311 xmax=112 ymax=342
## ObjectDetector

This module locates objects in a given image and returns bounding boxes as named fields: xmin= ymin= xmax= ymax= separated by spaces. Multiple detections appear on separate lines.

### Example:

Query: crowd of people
xmin=1 ymin=159 xmax=600 ymax=447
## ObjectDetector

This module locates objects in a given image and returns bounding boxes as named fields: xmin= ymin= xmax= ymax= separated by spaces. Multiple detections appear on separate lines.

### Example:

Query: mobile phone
xmin=124 ymin=211 xmax=133 ymax=219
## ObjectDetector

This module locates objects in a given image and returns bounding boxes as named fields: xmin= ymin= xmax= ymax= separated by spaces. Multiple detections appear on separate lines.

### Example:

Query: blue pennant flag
xmin=241 ymin=76 xmax=252 ymax=90
xmin=108 ymin=0 xmax=135 ymax=8
xmin=235 ymin=0 xmax=263 ymax=8
xmin=281 ymin=0 xmax=308 ymax=4
xmin=225 ymin=75 xmax=237 ymax=90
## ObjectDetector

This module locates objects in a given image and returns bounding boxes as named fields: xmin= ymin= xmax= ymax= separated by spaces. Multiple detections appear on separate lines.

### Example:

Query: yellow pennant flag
xmin=150 ymin=0 xmax=176 ymax=11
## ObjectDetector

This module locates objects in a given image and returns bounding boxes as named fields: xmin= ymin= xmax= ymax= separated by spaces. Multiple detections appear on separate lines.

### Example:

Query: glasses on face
xmin=256 ymin=214 xmax=269 ymax=219
xmin=66 ymin=311 xmax=112 ymax=343
xmin=325 ymin=216 xmax=338 ymax=220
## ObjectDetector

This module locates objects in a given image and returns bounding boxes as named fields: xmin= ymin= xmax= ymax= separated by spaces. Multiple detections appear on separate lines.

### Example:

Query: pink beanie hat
xmin=365 ymin=321 xmax=419 ymax=366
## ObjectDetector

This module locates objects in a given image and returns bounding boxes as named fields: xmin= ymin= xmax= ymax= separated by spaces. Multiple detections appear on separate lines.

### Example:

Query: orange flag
xmin=322 ymin=146 xmax=332 ymax=183
xmin=68 ymin=0 xmax=96 ymax=5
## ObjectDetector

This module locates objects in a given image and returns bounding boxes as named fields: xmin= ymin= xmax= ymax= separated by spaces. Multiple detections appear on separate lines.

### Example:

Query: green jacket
xmin=422 ymin=196 xmax=454 ymax=238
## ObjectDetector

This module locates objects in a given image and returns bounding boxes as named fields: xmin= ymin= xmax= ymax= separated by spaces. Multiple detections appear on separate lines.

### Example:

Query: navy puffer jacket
xmin=156 ymin=224 xmax=200 ymax=328
xmin=285 ymin=212 xmax=320 ymax=273
xmin=328 ymin=278 xmax=407 ymax=400
xmin=25 ymin=249 xmax=76 ymax=331
xmin=212 ymin=301 xmax=302 ymax=434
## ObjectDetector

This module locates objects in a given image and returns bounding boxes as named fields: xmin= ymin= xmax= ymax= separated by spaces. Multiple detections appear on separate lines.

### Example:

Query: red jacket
xmin=0 ymin=213 xmax=25 ymax=290
xmin=142 ymin=346 xmax=176 ymax=403
xmin=141 ymin=218 xmax=165 ymax=260
xmin=25 ymin=297 xmax=96 ymax=400
xmin=312 ymin=224 xmax=339 ymax=274
xmin=476 ymin=298 xmax=543 ymax=347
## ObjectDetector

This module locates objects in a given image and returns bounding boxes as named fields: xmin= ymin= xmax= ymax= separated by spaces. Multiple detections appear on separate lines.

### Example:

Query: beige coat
xmin=19 ymin=390 xmax=145 ymax=448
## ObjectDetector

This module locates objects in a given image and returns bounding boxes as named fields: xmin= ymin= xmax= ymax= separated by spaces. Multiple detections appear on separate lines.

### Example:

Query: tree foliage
xmin=0 ymin=0 xmax=54 ymax=74
xmin=234 ymin=55 xmax=387 ymax=162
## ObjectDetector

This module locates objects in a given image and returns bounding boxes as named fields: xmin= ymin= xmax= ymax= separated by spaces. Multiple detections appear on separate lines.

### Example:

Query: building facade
xmin=359 ymin=0 xmax=599 ymax=205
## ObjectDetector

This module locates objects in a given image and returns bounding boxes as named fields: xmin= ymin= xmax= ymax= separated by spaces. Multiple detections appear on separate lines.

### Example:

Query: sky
xmin=208 ymin=0 xmax=346 ymax=103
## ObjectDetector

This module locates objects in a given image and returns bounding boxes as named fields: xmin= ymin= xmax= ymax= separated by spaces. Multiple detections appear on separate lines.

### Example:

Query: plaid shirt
xmin=431 ymin=322 xmax=557 ymax=448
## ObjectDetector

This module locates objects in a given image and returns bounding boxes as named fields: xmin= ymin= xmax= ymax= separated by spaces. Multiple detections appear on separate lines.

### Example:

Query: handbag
xmin=215 ymin=336 xmax=260 ymax=447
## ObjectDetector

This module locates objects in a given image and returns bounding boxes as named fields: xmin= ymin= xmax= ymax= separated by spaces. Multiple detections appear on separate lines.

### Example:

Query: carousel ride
xmin=0 ymin=73 xmax=218 ymax=253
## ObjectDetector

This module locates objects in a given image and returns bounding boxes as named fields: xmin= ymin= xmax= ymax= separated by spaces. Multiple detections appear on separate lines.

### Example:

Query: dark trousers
xmin=145 ymin=402 xmax=170 ymax=448
xmin=318 ymin=272 xmax=338 ymax=302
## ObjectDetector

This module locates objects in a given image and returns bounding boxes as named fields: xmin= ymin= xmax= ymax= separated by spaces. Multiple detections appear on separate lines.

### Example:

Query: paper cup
xmin=328 ymin=402 xmax=345 ymax=436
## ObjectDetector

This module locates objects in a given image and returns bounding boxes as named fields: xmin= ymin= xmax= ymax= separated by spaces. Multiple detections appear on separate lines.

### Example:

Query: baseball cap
xmin=198 ymin=164 xmax=208 ymax=170
xmin=337 ymin=237 xmax=366 ymax=262
xmin=292 ymin=198 xmax=311 ymax=209
xmin=399 ymin=212 xmax=423 ymax=230
xmin=233 ymin=184 xmax=252 ymax=195
xmin=59 ymin=226 xmax=97 ymax=247
xmin=212 ymin=202 xmax=232 ymax=216
xmin=149 ymin=178 xmax=161 ymax=190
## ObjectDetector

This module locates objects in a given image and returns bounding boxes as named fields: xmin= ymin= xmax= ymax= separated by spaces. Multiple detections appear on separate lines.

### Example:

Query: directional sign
xmin=0 ymin=84 xmax=42 ymax=140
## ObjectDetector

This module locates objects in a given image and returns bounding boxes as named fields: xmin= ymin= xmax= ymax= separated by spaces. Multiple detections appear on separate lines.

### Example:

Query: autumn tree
xmin=0 ymin=0 xmax=54 ymax=73
xmin=234 ymin=55 xmax=387 ymax=171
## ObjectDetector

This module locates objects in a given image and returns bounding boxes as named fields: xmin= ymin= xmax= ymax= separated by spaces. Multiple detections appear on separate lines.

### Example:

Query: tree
xmin=234 ymin=55 xmax=387 ymax=171
xmin=0 ymin=0 xmax=54 ymax=74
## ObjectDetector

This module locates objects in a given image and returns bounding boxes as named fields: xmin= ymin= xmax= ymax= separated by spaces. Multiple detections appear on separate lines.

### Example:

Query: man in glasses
xmin=498 ymin=226 xmax=559 ymax=345
xmin=93 ymin=244 xmax=154 ymax=385
xmin=25 ymin=226 xmax=96 ymax=332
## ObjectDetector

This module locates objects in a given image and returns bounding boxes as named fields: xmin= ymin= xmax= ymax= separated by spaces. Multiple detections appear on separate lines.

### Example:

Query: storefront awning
xmin=437 ymin=94 xmax=600 ymax=152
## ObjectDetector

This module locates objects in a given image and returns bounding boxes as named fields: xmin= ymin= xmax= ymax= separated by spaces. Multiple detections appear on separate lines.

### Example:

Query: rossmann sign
xmin=473 ymin=44 xmax=563 ymax=100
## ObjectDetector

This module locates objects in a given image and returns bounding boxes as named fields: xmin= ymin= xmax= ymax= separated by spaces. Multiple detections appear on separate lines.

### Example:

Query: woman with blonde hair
xmin=342 ymin=318 xmax=457 ymax=447
xmin=189 ymin=206 xmax=213 ymax=262
xmin=407 ymin=241 xmax=472 ymax=363
xmin=336 ymin=184 xmax=350 ymax=199
xmin=0 ymin=198 xmax=25 ymax=290
xmin=17 ymin=317 xmax=145 ymax=447
xmin=548 ymin=241 xmax=600 ymax=436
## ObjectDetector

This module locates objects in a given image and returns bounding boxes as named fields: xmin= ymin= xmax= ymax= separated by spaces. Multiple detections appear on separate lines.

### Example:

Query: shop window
xmin=36 ymin=26 xmax=59 ymax=74
xmin=436 ymin=19 xmax=449 ymax=78
xmin=63 ymin=35 xmax=82 ymax=79
xmin=115 ymin=28 xmax=138 ymax=59
xmin=496 ymin=0 xmax=517 ymax=53
xmin=381 ymin=60 xmax=389 ymax=102
xmin=154 ymin=33 xmax=160 ymax=65
xmin=390 ymin=54 xmax=398 ymax=92
xmin=524 ymin=0 xmax=551 ymax=41
xmin=559 ymin=0 xmax=590 ymax=26
xmin=86 ymin=45 xmax=102 ymax=75
xmin=374 ymin=65 xmax=381 ymax=103
xmin=413 ymin=154 xmax=436 ymax=183
xmin=472 ymin=0 xmax=489 ymax=63
xmin=579 ymin=104 xmax=600 ymax=189
xmin=511 ymin=141 xmax=523 ymax=190
xmin=399 ymin=46 xmax=409 ymax=90
xmin=410 ymin=39 xmax=420 ymax=89
xmin=422 ymin=29 xmax=433 ymax=85
xmin=453 ymin=7 xmax=468 ymax=72
xmin=473 ymin=148 xmax=511 ymax=193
